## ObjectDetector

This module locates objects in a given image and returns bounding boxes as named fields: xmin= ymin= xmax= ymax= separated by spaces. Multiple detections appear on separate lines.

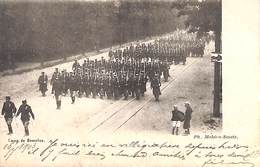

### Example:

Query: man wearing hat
xmin=1 ymin=96 xmax=17 ymax=135
xmin=51 ymin=68 xmax=60 ymax=94
xmin=16 ymin=99 xmax=35 ymax=136
xmin=52 ymin=76 xmax=63 ymax=109
xmin=150 ymin=74 xmax=161 ymax=101
xmin=183 ymin=102 xmax=193 ymax=135
xmin=38 ymin=72 xmax=48 ymax=96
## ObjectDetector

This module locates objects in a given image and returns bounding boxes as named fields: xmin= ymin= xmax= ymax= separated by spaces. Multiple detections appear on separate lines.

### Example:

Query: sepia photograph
xmin=0 ymin=0 xmax=259 ymax=167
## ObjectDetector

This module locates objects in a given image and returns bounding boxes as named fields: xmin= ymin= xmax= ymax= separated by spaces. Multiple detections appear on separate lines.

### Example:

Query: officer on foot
xmin=52 ymin=77 xmax=62 ymax=109
xmin=1 ymin=96 xmax=16 ymax=135
xmin=183 ymin=102 xmax=193 ymax=135
xmin=38 ymin=72 xmax=48 ymax=96
xmin=16 ymin=99 xmax=35 ymax=136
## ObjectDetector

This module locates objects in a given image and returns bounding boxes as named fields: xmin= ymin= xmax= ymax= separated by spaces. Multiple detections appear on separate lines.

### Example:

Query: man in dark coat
xmin=51 ymin=68 xmax=60 ymax=94
xmin=38 ymin=72 xmax=48 ymax=96
xmin=171 ymin=105 xmax=184 ymax=135
xmin=69 ymin=73 xmax=78 ymax=103
xmin=150 ymin=74 xmax=161 ymax=99
xmin=183 ymin=102 xmax=193 ymax=135
xmin=1 ymin=96 xmax=16 ymax=135
xmin=16 ymin=99 xmax=35 ymax=136
xmin=52 ymin=77 xmax=63 ymax=109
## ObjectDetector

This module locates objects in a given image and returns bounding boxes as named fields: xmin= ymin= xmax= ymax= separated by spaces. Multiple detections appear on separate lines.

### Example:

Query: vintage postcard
xmin=0 ymin=0 xmax=259 ymax=166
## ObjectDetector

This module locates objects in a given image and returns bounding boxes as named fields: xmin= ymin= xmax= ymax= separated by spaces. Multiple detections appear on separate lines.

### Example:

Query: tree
xmin=174 ymin=0 xmax=222 ymax=117
xmin=174 ymin=0 xmax=221 ymax=52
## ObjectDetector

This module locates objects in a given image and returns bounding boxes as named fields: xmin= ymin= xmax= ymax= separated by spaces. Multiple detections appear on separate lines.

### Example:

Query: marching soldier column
xmin=44 ymin=32 xmax=206 ymax=104
xmin=1 ymin=31 xmax=205 ymax=136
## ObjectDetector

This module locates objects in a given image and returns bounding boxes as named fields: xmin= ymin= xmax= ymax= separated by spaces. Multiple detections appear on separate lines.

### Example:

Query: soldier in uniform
xmin=1 ymin=96 xmax=16 ymax=135
xmin=171 ymin=105 xmax=183 ymax=135
xmin=69 ymin=72 xmax=78 ymax=103
xmin=113 ymin=74 xmax=120 ymax=100
xmin=82 ymin=73 xmax=90 ymax=97
xmin=98 ymin=75 xmax=105 ymax=99
xmin=52 ymin=77 xmax=63 ymax=109
xmin=121 ymin=74 xmax=129 ymax=100
xmin=183 ymin=102 xmax=193 ymax=135
xmin=16 ymin=99 xmax=35 ymax=136
xmin=60 ymin=70 xmax=69 ymax=96
xmin=38 ymin=72 xmax=48 ymax=96
xmin=90 ymin=73 xmax=98 ymax=99
xmin=140 ymin=72 xmax=148 ymax=97
xmin=72 ymin=60 xmax=80 ymax=73
xmin=134 ymin=73 xmax=141 ymax=100
xmin=105 ymin=73 xmax=113 ymax=99
xmin=51 ymin=68 xmax=60 ymax=94
xmin=150 ymin=74 xmax=161 ymax=101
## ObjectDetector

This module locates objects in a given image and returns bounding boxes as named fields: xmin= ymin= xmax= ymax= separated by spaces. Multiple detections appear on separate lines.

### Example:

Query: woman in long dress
xmin=183 ymin=102 xmax=193 ymax=135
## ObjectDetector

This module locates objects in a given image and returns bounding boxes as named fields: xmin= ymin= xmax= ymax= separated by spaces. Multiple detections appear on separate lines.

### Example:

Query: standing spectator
xmin=1 ymin=96 xmax=16 ymax=135
xmin=16 ymin=99 xmax=35 ymax=136
xmin=170 ymin=105 xmax=184 ymax=135
xmin=183 ymin=102 xmax=193 ymax=135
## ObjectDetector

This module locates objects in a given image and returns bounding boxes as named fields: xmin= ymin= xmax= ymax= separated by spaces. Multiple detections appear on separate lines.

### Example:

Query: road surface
xmin=0 ymin=40 xmax=219 ymax=139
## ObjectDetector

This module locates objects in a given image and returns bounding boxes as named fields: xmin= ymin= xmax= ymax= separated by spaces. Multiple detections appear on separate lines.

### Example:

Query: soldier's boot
xmin=176 ymin=128 xmax=179 ymax=135
xmin=25 ymin=127 xmax=29 ymax=136
xmin=172 ymin=127 xmax=175 ymax=135
xmin=8 ymin=125 xmax=13 ymax=135
xmin=132 ymin=92 xmax=135 ymax=98
xmin=58 ymin=100 xmax=61 ymax=109
xmin=56 ymin=100 xmax=59 ymax=109
xmin=72 ymin=97 xmax=75 ymax=104
xmin=186 ymin=129 xmax=190 ymax=135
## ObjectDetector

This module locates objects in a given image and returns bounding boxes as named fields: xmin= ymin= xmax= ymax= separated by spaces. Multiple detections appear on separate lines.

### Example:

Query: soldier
xmin=150 ymin=74 xmax=161 ymax=101
xmin=52 ymin=77 xmax=63 ymax=109
xmin=69 ymin=72 xmax=78 ymax=103
xmin=72 ymin=60 xmax=80 ymax=73
xmin=60 ymin=70 xmax=69 ymax=96
xmin=1 ymin=96 xmax=16 ymax=135
xmin=98 ymin=75 xmax=105 ymax=99
xmin=121 ymin=74 xmax=129 ymax=100
xmin=134 ymin=73 xmax=141 ymax=100
xmin=113 ymin=74 xmax=120 ymax=100
xmin=162 ymin=61 xmax=170 ymax=82
xmin=38 ymin=72 xmax=48 ymax=96
xmin=82 ymin=73 xmax=90 ymax=97
xmin=90 ymin=73 xmax=98 ymax=99
xmin=16 ymin=99 xmax=35 ymax=136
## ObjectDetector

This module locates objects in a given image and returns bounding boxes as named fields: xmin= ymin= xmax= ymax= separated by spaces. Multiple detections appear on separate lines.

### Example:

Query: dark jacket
xmin=1 ymin=101 xmax=16 ymax=118
xmin=171 ymin=109 xmax=184 ymax=121
xmin=17 ymin=104 xmax=35 ymax=122
xmin=38 ymin=75 xmax=48 ymax=91
xmin=52 ymin=79 xmax=63 ymax=96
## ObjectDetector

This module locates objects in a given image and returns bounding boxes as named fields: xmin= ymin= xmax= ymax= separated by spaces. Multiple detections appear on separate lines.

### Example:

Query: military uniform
xmin=38 ymin=72 xmax=48 ymax=96
xmin=52 ymin=77 xmax=63 ymax=109
xmin=16 ymin=100 xmax=35 ymax=136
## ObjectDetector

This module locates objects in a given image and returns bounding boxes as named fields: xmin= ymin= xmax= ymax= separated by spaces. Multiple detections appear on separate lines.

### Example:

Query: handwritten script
xmin=2 ymin=137 xmax=260 ymax=166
